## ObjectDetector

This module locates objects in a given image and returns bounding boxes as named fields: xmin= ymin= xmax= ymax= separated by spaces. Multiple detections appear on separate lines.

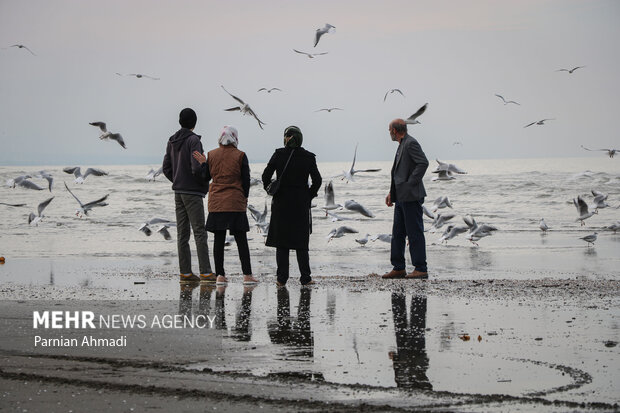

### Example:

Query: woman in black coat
xmin=262 ymin=126 xmax=322 ymax=286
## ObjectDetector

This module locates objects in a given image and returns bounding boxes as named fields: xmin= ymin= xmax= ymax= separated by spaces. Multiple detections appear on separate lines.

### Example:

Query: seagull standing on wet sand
xmin=221 ymin=86 xmax=266 ymax=130
xmin=89 ymin=122 xmax=127 ymax=149
xmin=579 ymin=232 xmax=597 ymax=247
xmin=314 ymin=23 xmax=336 ymax=47
xmin=539 ymin=218 xmax=550 ymax=233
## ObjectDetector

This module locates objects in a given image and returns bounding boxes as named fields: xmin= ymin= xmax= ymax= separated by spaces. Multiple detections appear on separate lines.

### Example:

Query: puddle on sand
xmin=182 ymin=284 xmax=618 ymax=403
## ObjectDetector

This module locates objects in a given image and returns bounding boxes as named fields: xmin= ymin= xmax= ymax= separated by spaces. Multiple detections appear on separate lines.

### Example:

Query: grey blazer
xmin=390 ymin=134 xmax=429 ymax=202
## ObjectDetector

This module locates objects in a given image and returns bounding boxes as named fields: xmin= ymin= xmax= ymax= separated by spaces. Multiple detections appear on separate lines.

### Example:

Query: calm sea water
xmin=1 ymin=157 xmax=619 ymax=279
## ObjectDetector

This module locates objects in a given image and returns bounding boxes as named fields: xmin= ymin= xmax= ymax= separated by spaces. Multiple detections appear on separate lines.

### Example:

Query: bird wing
xmin=83 ymin=168 xmax=108 ymax=178
xmin=28 ymin=212 xmax=36 ymax=224
xmin=575 ymin=196 xmax=589 ymax=215
xmin=109 ymin=133 xmax=126 ymax=149
xmin=353 ymin=168 xmax=381 ymax=173
xmin=313 ymin=52 xmax=329 ymax=56
xmin=324 ymin=181 xmax=336 ymax=205
xmin=447 ymin=163 xmax=467 ymax=174
xmin=555 ymin=68 xmax=569 ymax=72
xmin=339 ymin=226 xmax=359 ymax=234
xmin=270 ymin=88 xmax=282 ymax=92
xmin=394 ymin=89 xmax=404 ymax=97
xmin=406 ymin=103 xmax=428 ymax=122
xmin=524 ymin=121 xmax=536 ymax=128
xmin=246 ymin=106 xmax=266 ymax=129
xmin=64 ymin=182 xmax=84 ymax=208
xmin=463 ymin=215 xmax=477 ymax=230
xmin=247 ymin=204 xmax=261 ymax=222
xmin=383 ymin=91 xmax=389 ymax=102
xmin=37 ymin=197 xmax=54 ymax=216
xmin=221 ymin=85 xmax=245 ymax=105
xmin=224 ymin=107 xmax=241 ymax=112
xmin=350 ymin=144 xmax=358 ymax=172
xmin=257 ymin=88 xmax=267 ymax=92
xmin=314 ymin=30 xmax=323 ymax=47
xmin=142 ymin=74 xmax=160 ymax=80
xmin=433 ymin=159 xmax=449 ymax=172
xmin=63 ymin=166 xmax=80 ymax=177
xmin=18 ymin=180 xmax=44 ymax=190
xmin=157 ymin=226 xmax=172 ymax=240
xmin=89 ymin=122 xmax=107 ymax=132
xmin=293 ymin=49 xmax=309 ymax=56
xmin=83 ymin=194 xmax=109 ymax=209
xmin=591 ymin=189 xmax=605 ymax=198
xmin=506 ymin=100 xmax=520 ymax=105
xmin=495 ymin=94 xmax=506 ymax=103
xmin=422 ymin=205 xmax=435 ymax=219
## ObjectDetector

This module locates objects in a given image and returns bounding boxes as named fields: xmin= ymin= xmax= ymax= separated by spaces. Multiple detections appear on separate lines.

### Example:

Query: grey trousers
xmin=175 ymin=193 xmax=212 ymax=275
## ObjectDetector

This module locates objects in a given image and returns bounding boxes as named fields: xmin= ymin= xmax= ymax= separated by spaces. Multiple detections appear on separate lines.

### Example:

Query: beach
xmin=1 ymin=158 xmax=619 ymax=411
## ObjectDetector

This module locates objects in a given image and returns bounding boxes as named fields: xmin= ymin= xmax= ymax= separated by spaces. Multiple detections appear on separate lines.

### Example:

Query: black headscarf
xmin=283 ymin=125 xmax=303 ymax=148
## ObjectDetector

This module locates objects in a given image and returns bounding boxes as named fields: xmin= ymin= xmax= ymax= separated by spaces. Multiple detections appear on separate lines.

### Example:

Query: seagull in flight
xmin=28 ymin=197 xmax=54 ymax=226
xmin=344 ymin=200 xmax=375 ymax=218
xmin=64 ymin=182 xmax=109 ymax=217
xmin=494 ymin=94 xmax=520 ymax=105
xmin=556 ymin=66 xmax=585 ymax=74
xmin=293 ymin=49 xmax=328 ymax=59
xmin=580 ymin=145 xmax=617 ymax=158
xmin=431 ymin=159 xmax=467 ymax=181
xmin=146 ymin=167 xmax=163 ymax=181
xmin=89 ymin=122 xmax=127 ymax=149
xmin=248 ymin=202 xmax=269 ymax=233
xmin=7 ymin=175 xmax=44 ymax=190
xmin=314 ymin=23 xmax=336 ymax=47
xmin=326 ymin=226 xmax=358 ymax=242
xmin=431 ymin=196 xmax=453 ymax=212
xmin=384 ymin=89 xmax=405 ymax=102
xmin=63 ymin=166 xmax=108 ymax=184
xmin=9 ymin=44 xmax=36 ymax=55
xmin=322 ymin=181 xmax=343 ymax=214
xmin=524 ymin=119 xmax=554 ymax=128
xmin=315 ymin=107 xmax=343 ymax=113
xmin=221 ymin=85 xmax=266 ymax=130
xmin=116 ymin=73 xmax=160 ymax=80
xmin=335 ymin=143 xmax=381 ymax=182
xmin=573 ymin=195 xmax=596 ymax=226
xmin=257 ymin=87 xmax=282 ymax=93
xmin=405 ymin=103 xmax=428 ymax=124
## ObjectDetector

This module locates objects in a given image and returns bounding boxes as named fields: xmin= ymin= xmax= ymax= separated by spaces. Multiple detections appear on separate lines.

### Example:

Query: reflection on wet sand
xmin=232 ymin=286 xmax=255 ymax=341
xmin=390 ymin=292 xmax=432 ymax=390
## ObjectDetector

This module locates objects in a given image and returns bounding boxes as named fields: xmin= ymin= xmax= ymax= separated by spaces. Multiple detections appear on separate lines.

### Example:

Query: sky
xmin=0 ymin=0 xmax=619 ymax=165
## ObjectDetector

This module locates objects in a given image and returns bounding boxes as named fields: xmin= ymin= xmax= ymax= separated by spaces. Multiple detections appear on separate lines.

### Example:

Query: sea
xmin=1 ymin=157 xmax=619 ymax=280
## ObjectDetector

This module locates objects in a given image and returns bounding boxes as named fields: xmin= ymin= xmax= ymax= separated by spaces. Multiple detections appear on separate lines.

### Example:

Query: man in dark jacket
xmin=162 ymin=108 xmax=214 ymax=283
xmin=383 ymin=119 xmax=429 ymax=280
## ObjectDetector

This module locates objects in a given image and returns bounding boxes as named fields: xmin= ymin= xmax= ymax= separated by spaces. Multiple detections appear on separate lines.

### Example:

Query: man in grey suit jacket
xmin=383 ymin=119 xmax=429 ymax=279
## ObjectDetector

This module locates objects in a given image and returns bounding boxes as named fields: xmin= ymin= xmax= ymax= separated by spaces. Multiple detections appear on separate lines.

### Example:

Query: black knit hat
xmin=179 ymin=108 xmax=197 ymax=129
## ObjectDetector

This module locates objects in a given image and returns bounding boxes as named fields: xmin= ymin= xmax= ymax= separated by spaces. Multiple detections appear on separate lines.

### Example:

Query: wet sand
xmin=0 ymin=257 xmax=618 ymax=412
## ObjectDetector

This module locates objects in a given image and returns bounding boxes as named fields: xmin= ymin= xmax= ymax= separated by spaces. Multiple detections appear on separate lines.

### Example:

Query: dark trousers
xmin=276 ymin=248 xmax=311 ymax=285
xmin=213 ymin=230 xmax=252 ymax=276
xmin=391 ymin=201 xmax=427 ymax=272
xmin=175 ymin=193 xmax=212 ymax=275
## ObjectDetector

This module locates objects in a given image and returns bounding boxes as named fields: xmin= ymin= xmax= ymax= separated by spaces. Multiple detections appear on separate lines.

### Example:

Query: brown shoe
xmin=382 ymin=269 xmax=406 ymax=279
xmin=405 ymin=270 xmax=428 ymax=279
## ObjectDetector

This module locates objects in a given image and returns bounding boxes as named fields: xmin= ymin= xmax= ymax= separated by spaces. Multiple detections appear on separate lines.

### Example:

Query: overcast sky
xmin=1 ymin=0 xmax=618 ymax=166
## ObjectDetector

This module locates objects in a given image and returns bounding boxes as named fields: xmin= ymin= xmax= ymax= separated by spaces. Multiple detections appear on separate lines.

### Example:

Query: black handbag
xmin=266 ymin=149 xmax=294 ymax=196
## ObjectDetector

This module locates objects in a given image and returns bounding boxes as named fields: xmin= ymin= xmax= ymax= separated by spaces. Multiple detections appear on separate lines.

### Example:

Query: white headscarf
xmin=219 ymin=125 xmax=239 ymax=147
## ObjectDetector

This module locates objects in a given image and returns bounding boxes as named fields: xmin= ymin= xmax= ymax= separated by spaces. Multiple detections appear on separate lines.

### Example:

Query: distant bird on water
xmin=539 ymin=218 xmax=550 ymax=234
xmin=8 ymin=44 xmax=36 ymax=55
xmin=116 ymin=73 xmax=160 ymax=80
xmin=494 ymin=94 xmax=520 ymax=105
xmin=221 ymin=85 xmax=266 ymax=130
xmin=524 ymin=119 xmax=554 ymax=128
xmin=89 ymin=122 xmax=126 ymax=149
xmin=257 ymin=87 xmax=282 ymax=93
xmin=384 ymin=89 xmax=405 ymax=102
xmin=314 ymin=23 xmax=336 ymax=47
xmin=293 ymin=49 xmax=328 ymax=59
xmin=556 ymin=66 xmax=585 ymax=74
xmin=405 ymin=103 xmax=428 ymax=124
xmin=580 ymin=145 xmax=617 ymax=158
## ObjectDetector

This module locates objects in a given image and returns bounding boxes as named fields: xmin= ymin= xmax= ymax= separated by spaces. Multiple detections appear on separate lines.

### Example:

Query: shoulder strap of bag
xmin=280 ymin=149 xmax=295 ymax=178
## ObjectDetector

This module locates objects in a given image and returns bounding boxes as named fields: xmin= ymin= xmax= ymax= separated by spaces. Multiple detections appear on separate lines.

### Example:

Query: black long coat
xmin=262 ymin=147 xmax=322 ymax=250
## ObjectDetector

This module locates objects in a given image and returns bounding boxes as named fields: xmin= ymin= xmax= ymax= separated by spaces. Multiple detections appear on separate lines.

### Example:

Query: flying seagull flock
xmin=2 ymin=24 xmax=617 ymax=254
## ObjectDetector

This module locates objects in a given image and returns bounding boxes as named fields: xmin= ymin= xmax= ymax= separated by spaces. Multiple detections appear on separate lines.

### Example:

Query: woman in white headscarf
xmin=193 ymin=126 xmax=258 ymax=285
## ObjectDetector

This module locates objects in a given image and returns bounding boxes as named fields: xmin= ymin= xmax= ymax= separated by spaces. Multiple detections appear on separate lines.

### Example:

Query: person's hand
xmin=385 ymin=193 xmax=393 ymax=207
xmin=192 ymin=151 xmax=206 ymax=164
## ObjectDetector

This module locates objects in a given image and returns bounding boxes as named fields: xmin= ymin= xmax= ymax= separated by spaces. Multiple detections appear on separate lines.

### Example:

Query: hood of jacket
xmin=169 ymin=128 xmax=201 ymax=149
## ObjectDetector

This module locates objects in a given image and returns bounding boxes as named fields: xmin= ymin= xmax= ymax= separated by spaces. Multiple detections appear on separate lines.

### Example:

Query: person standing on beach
xmin=192 ymin=126 xmax=259 ymax=286
xmin=262 ymin=126 xmax=322 ymax=287
xmin=382 ymin=119 xmax=429 ymax=280
xmin=162 ymin=108 xmax=214 ymax=284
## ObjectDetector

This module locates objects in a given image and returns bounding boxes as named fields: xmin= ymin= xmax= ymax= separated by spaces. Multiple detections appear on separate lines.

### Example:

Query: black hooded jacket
xmin=162 ymin=128 xmax=209 ymax=196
